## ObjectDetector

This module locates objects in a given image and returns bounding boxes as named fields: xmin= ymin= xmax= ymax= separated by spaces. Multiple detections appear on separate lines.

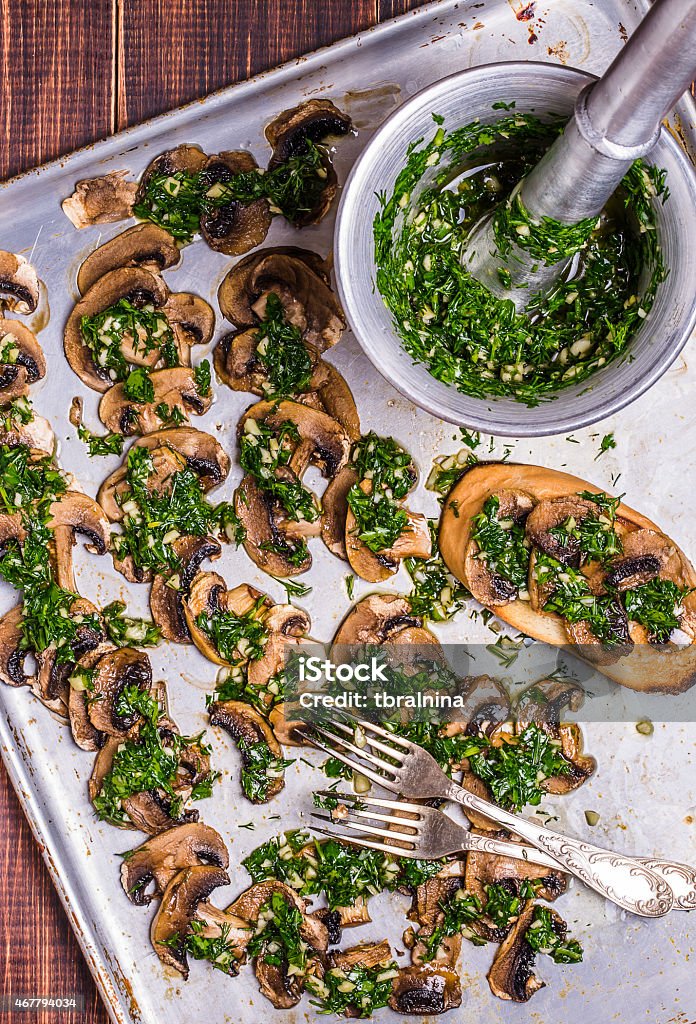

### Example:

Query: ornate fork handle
xmin=447 ymin=782 xmax=674 ymax=917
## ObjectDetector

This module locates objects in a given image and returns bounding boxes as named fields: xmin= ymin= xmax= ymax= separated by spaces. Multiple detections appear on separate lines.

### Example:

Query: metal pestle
xmin=463 ymin=0 xmax=696 ymax=310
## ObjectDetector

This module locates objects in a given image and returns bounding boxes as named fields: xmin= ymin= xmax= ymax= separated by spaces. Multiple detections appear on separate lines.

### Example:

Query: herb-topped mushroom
xmin=0 ymin=322 xmax=46 ymax=402
xmin=133 ymin=144 xmax=208 ymax=243
xmin=342 ymin=433 xmax=431 ymax=583
xmin=235 ymin=399 xmax=350 ymax=576
xmin=120 ymin=822 xmax=230 ymax=906
xmin=98 ymin=365 xmax=213 ymax=435
xmin=198 ymin=151 xmax=273 ymax=254
xmin=209 ymin=699 xmax=291 ymax=804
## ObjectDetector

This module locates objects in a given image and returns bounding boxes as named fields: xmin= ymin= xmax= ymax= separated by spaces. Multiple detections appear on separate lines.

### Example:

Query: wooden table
xmin=0 ymin=1 xmax=427 ymax=1020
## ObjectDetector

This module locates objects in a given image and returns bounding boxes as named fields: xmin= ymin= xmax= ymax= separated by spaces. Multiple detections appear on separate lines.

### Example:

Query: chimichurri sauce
xmin=374 ymin=111 xmax=668 ymax=406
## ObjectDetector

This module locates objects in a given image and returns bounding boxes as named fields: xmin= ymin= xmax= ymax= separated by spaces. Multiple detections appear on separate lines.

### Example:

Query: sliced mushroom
xmin=161 ymin=292 xmax=215 ymax=363
xmin=333 ymin=594 xmax=422 ymax=647
xmin=0 ymin=512 xmax=27 ymax=557
xmin=305 ymin=360 xmax=361 ymax=441
xmin=246 ymin=603 xmax=311 ymax=696
xmin=121 ymin=822 xmax=229 ymax=906
xmin=183 ymin=576 xmax=269 ymax=665
xmin=64 ymin=267 xmax=169 ymax=393
xmin=242 ymin=399 xmax=350 ymax=478
xmin=389 ymin=966 xmax=462 ymax=1015
xmin=0 ymin=606 xmax=30 ymax=687
xmin=33 ymin=597 xmax=105 ymax=717
xmin=0 ymin=321 xmax=47 ymax=402
xmin=218 ymin=248 xmax=344 ymax=350
xmin=265 ymin=100 xmax=352 ymax=226
xmin=77 ymin=223 xmax=181 ymax=295
xmin=98 ymin=367 xmax=212 ymax=435
xmin=86 ymin=647 xmax=153 ymax=737
xmin=150 ymin=535 xmax=222 ymax=643
xmin=464 ymin=490 xmax=534 ymax=606
xmin=0 ymin=410 xmax=55 ymax=454
xmin=132 ymin=428 xmax=230 ymax=489
xmin=48 ymin=491 xmax=110 ymax=591
xmin=209 ymin=699 xmax=285 ymax=803
xmin=564 ymin=598 xmax=632 ymax=662
xmin=331 ymin=940 xmax=393 ymax=972
xmin=62 ymin=172 xmax=139 ymax=228
xmin=151 ymin=864 xmax=233 ymax=978
xmin=235 ymin=474 xmax=313 ymax=577
xmin=198 ymin=151 xmax=272 ymax=254
xmin=525 ymin=495 xmax=599 ymax=567
xmin=515 ymin=678 xmax=596 ymax=791
xmin=0 ymin=252 xmax=40 ymax=314
xmin=321 ymin=465 xmax=358 ymax=560
xmin=67 ymin=642 xmax=116 ymax=751
xmin=444 ymin=674 xmax=511 ymax=736
xmin=487 ymin=901 xmax=545 ymax=1002
xmin=97 ymin=444 xmax=188 ymax=523
xmin=346 ymin=498 xmax=432 ymax=584
xmin=136 ymin=144 xmax=207 ymax=207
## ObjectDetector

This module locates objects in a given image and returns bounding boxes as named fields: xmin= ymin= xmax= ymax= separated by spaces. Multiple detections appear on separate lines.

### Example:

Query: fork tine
xmin=309 ymin=724 xmax=401 ymax=778
xmin=314 ymin=790 xmax=426 ymax=815
xmin=321 ymin=716 xmax=407 ymax=763
xmin=311 ymin=825 xmax=420 ymax=859
xmin=341 ymin=806 xmax=422 ymax=829
xmin=295 ymin=728 xmax=401 ymax=792
xmin=311 ymin=813 xmax=419 ymax=845
xmin=335 ymin=712 xmax=413 ymax=750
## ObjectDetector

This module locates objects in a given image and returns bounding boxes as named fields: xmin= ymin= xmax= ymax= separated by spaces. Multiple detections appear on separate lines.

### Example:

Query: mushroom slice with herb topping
xmin=321 ymin=465 xmax=358 ymax=560
xmin=161 ymin=292 xmax=215 ymax=365
xmin=525 ymin=494 xmax=600 ymax=567
xmin=265 ymin=99 xmax=352 ymax=227
xmin=183 ymin=576 xmax=270 ymax=667
xmin=517 ymin=675 xmax=597 ymax=792
xmin=33 ymin=596 xmax=105 ymax=718
xmin=86 ymin=646 xmax=153 ymax=738
xmin=0 ymin=606 xmax=30 ymax=687
xmin=487 ymin=900 xmax=544 ymax=1002
xmin=333 ymin=594 xmax=422 ymax=647
xmin=62 ymin=172 xmax=139 ymax=228
xmin=64 ymin=267 xmax=170 ymax=392
xmin=121 ymin=822 xmax=229 ymax=906
xmin=0 ymin=410 xmax=55 ymax=455
xmin=346 ymin=495 xmax=432 ymax=584
xmin=98 ymin=366 xmax=212 ymax=435
xmin=150 ymin=535 xmax=222 ymax=644
xmin=67 ymin=642 xmax=116 ymax=751
xmin=77 ymin=223 xmax=181 ymax=295
xmin=151 ymin=864 xmax=246 ymax=978
xmin=462 ymin=489 xmax=534 ymax=607
xmin=0 ymin=321 xmax=46 ymax=400
xmin=246 ymin=603 xmax=311 ymax=697
xmin=0 ymin=252 xmax=40 ymax=314
xmin=218 ymin=248 xmax=344 ymax=350
xmin=209 ymin=699 xmax=287 ymax=804
xmin=98 ymin=443 xmax=186 ymax=522
xmin=389 ymin=966 xmax=462 ymax=1015
xmin=199 ymin=151 xmax=272 ymax=255
xmin=131 ymin=428 xmax=230 ymax=489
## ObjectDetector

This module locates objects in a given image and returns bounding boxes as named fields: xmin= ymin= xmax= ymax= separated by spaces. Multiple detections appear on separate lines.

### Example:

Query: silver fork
xmin=297 ymin=714 xmax=682 ymax=917
xmin=311 ymin=790 xmax=696 ymax=912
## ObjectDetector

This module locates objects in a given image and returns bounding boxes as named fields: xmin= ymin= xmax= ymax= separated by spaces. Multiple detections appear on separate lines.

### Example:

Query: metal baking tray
xmin=1 ymin=1 xmax=696 ymax=1022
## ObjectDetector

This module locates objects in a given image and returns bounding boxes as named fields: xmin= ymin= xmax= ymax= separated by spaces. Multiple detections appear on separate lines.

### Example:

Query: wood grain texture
xmin=0 ymin=1 xmax=430 ymax=1021
xmin=0 ymin=0 xmax=115 ymax=179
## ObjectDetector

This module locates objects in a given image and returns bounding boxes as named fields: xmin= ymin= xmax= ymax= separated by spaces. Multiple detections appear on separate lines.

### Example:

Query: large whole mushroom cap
xmin=64 ymin=266 xmax=170 ymax=393
xmin=0 ymin=252 xmax=40 ymax=314
xmin=199 ymin=150 xmax=272 ymax=255
xmin=77 ymin=223 xmax=181 ymax=295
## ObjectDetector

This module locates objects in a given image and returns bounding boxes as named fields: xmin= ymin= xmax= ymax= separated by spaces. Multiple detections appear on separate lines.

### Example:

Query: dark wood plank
xmin=0 ymin=0 xmax=115 ymax=179
xmin=117 ymin=0 xmax=377 ymax=129
xmin=0 ymin=768 xmax=107 ymax=1024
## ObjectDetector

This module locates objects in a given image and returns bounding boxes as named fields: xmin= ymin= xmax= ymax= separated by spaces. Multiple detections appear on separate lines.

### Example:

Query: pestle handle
xmin=521 ymin=0 xmax=696 ymax=223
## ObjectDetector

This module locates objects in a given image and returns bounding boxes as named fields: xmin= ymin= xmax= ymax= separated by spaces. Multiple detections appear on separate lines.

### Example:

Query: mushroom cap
xmin=62 ymin=171 xmax=138 ymax=228
xmin=87 ymin=647 xmax=153 ymax=737
xmin=161 ymin=292 xmax=215 ymax=362
xmin=486 ymin=901 xmax=545 ymax=1002
xmin=199 ymin=151 xmax=272 ymax=255
xmin=33 ymin=596 xmax=105 ymax=716
xmin=97 ymin=444 xmax=187 ymax=522
xmin=0 ymin=321 xmax=47 ymax=389
xmin=151 ymin=864 xmax=231 ymax=978
xmin=98 ymin=366 xmax=212 ymax=435
xmin=134 ymin=428 xmax=230 ymax=489
xmin=0 ymin=251 xmax=40 ymax=313
xmin=235 ymin=474 xmax=313 ymax=579
xmin=242 ymin=398 xmax=351 ymax=478
xmin=525 ymin=494 xmax=598 ymax=567
xmin=209 ymin=699 xmax=285 ymax=803
xmin=218 ymin=247 xmax=343 ymax=350
xmin=446 ymin=673 xmax=511 ymax=736
xmin=389 ymin=966 xmax=462 ymax=1015
xmin=265 ymin=99 xmax=352 ymax=163
xmin=439 ymin=462 xmax=696 ymax=693
xmin=137 ymin=144 xmax=207 ymax=198
xmin=121 ymin=822 xmax=229 ymax=906
xmin=150 ymin=535 xmax=222 ymax=643
xmin=182 ymin=575 xmax=268 ymax=665
xmin=333 ymin=594 xmax=422 ymax=647
xmin=306 ymin=360 xmax=360 ymax=441
xmin=321 ymin=465 xmax=357 ymax=560
xmin=64 ymin=267 xmax=170 ymax=393
xmin=346 ymin=503 xmax=431 ymax=584
xmin=77 ymin=223 xmax=181 ymax=295
xmin=0 ymin=605 xmax=30 ymax=687
xmin=48 ymin=490 xmax=110 ymax=555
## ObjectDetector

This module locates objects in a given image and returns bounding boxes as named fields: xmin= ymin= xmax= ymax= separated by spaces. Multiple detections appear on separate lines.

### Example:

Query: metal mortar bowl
xmin=334 ymin=62 xmax=696 ymax=437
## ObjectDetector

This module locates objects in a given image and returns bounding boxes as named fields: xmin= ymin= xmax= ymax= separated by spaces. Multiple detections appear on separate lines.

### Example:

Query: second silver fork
xmin=298 ymin=713 xmax=694 ymax=917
